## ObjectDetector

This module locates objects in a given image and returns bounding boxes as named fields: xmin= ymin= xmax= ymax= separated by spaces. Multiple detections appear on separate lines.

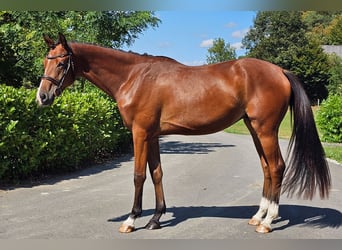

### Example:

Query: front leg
xmin=119 ymin=129 xmax=149 ymax=233
xmin=145 ymin=138 xmax=166 ymax=230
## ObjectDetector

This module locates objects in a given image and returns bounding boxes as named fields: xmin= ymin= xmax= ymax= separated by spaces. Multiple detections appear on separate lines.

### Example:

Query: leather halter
xmin=41 ymin=52 xmax=74 ymax=93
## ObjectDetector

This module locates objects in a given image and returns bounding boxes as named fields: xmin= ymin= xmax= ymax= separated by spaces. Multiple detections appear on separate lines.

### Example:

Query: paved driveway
xmin=1 ymin=132 xmax=341 ymax=238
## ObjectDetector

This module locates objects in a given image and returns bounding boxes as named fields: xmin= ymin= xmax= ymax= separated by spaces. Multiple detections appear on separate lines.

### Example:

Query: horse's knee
xmin=134 ymin=173 xmax=146 ymax=186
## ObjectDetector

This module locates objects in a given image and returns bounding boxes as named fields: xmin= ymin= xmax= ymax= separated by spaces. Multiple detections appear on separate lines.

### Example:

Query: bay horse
xmin=37 ymin=33 xmax=331 ymax=234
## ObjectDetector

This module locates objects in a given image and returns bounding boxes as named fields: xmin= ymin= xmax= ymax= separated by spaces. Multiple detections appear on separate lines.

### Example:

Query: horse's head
xmin=36 ymin=33 xmax=75 ymax=106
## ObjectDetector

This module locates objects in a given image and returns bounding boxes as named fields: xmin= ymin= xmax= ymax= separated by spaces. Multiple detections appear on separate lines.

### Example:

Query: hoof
xmin=145 ymin=220 xmax=161 ymax=230
xmin=119 ymin=224 xmax=135 ymax=233
xmin=248 ymin=217 xmax=261 ymax=226
xmin=255 ymin=224 xmax=272 ymax=233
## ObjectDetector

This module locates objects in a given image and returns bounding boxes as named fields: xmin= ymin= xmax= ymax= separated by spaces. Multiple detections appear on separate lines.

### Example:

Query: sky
xmin=123 ymin=11 xmax=257 ymax=66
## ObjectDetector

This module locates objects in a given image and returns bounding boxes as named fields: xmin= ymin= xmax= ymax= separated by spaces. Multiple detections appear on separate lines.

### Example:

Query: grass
xmin=224 ymin=108 xmax=342 ymax=164
xmin=324 ymin=146 xmax=342 ymax=164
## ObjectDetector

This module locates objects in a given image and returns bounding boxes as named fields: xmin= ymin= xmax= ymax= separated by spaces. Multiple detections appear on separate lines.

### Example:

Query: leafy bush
xmin=0 ymin=85 xmax=131 ymax=182
xmin=316 ymin=95 xmax=342 ymax=143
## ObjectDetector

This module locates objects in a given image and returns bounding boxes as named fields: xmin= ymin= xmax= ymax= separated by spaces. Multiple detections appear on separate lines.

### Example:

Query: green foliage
xmin=324 ymin=146 xmax=342 ymax=164
xmin=0 ymin=11 xmax=160 ymax=88
xmin=290 ymin=39 xmax=330 ymax=103
xmin=242 ymin=11 xmax=330 ymax=103
xmin=302 ymin=11 xmax=342 ymax=45
xmin=327 ymin=54 xmax=342 ymax=95
xmin=206 ymin=38 xmax=236 ymax=64
xmin=327 ymin=16 xmax=342 ymax=44
xmin=316 ymin=95 xmax=342 ymax=143
xmin=243 ymin=11 xmax=307 ymax=64
xmin=0 ymin=84 xmax=131 ymax=182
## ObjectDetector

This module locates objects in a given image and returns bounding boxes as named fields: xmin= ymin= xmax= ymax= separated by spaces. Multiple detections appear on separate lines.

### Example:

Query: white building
xmin=322 ymin=45 xmax=342 ymax=58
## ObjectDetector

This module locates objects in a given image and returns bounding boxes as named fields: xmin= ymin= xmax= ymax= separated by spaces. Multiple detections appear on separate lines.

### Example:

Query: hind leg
xmin=244 ymin=118 xmax=271 ymax=227
xmin=244 ymin=117 xmax=285 ymax=233
xmin=255 ymin=134 xmax=284 ymax=233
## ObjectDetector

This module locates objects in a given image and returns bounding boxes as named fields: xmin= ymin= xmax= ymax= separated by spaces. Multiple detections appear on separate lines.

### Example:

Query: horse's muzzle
xmin=36 ymin=89 xmax=55 ymax=106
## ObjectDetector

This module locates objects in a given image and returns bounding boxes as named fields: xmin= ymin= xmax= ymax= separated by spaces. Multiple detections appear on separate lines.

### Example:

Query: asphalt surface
xmin=1 ymin=132 xmax=341 ymax=239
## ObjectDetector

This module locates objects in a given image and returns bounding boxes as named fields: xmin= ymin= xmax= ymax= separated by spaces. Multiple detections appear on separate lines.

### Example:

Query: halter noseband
xmin=41 ymin=52 xmax=74 ymax=94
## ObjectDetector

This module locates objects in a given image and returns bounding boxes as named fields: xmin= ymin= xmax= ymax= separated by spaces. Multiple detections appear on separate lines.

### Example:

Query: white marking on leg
xmin=261 ymin=201 xmax=279 ymax=229
xmin=252 ymin=197 xmax=270 ymax=222
xmin=123 ymin=216 xmax=136 ymax=227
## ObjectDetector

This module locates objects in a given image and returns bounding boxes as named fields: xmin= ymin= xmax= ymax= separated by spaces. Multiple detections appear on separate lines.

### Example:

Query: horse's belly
xmin=160 ymin=106 xmax=245 ymax=135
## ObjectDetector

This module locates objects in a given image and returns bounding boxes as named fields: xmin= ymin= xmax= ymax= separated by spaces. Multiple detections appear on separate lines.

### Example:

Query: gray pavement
xmin=1 ymin=132 xmax=341 ymax=239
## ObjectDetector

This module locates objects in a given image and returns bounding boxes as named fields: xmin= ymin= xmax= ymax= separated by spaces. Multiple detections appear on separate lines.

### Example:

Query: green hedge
xmin=316 ymin=95 xmax=342 ymax=143
xmin=0 ymin=85 xmax=131 ymax=182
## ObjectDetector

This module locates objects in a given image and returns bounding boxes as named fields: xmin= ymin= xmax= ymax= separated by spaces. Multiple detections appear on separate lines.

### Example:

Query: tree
xmin=243 ymin=11 xmax=308 ymax=67
xmin=242 ymin=11 xmax=330 ymax=103
xmin=327 ymin=15 xmax=342 ymax=44
xmin=206 ymin=38 xmax=236 ymax=64
xmin=302 ymin=11 xmax=342 ymax=45
xmin=0 ymin=11 xmax=160 ymax=88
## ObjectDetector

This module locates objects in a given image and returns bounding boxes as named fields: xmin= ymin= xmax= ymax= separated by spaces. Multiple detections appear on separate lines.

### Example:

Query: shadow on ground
xmin=159 ymin=138 xmax=235 ymax=155
xmin=108 ymin=204 xmax=341 ymax=232
xmin=1 ymin=139 xmax=234 ymax=189
xmin=0 ymin=154 xmax=133 ymax=190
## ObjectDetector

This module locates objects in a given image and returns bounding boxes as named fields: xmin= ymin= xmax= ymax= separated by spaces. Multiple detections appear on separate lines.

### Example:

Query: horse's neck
xmin=71 ymin=43 xmax=139 ymax=98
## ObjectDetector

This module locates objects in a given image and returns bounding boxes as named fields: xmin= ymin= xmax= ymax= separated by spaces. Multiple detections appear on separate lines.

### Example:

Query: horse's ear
xmin=58 ymin=33 xmax=72 ymax=53
xmin=43 ymin=34 xmax=55 ymax=48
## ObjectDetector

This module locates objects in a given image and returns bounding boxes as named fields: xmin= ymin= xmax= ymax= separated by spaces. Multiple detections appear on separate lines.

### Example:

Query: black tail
xmin=282 ymin=70 xmax=331 ymax=199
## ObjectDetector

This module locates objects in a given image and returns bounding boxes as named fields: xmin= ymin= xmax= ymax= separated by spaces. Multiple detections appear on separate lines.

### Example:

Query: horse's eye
xmin=57 ymin=62 xmax=66 ymax=68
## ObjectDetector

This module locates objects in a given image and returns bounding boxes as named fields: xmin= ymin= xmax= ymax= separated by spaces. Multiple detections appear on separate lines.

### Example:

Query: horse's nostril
xmin=40 ymin=93 xmax=48 ymax=102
